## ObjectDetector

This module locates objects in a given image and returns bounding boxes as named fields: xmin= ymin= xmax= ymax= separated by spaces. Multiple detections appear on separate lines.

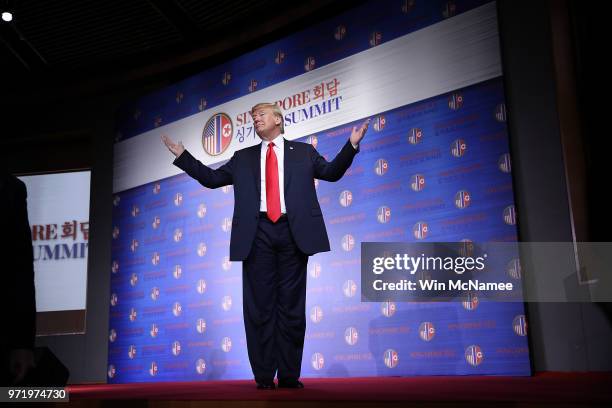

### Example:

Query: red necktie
xmin=266 ymin=142 xmax=281 ymax=222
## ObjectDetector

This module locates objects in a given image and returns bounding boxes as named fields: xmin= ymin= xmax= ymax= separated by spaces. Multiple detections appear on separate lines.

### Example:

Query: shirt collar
xmin=262 ymin=135 xmax=284 ymax=149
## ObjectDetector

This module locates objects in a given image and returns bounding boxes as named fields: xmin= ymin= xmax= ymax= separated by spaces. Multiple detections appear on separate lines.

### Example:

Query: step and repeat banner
xmin=109 ymin=0 xmax=530 ymax=382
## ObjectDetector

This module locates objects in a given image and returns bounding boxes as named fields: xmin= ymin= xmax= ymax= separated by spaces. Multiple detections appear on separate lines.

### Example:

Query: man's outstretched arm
xmin=162 ymin=134 xmax=234 ymax=188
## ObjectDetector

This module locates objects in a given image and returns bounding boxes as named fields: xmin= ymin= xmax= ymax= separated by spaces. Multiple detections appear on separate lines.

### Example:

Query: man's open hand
xmin=161 ymin=134 xmax=185 ymax=157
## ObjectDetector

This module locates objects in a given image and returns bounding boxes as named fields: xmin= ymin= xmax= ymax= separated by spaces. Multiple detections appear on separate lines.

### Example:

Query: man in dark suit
xmin=162 ymin=102 xmax=369 ymax=389
xmin=0 ymin=171 xmax=36 ymax=385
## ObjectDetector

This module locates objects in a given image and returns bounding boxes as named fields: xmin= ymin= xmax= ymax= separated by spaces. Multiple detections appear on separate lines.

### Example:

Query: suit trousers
xmin=242 ymin=214 xmax=308 ymax=383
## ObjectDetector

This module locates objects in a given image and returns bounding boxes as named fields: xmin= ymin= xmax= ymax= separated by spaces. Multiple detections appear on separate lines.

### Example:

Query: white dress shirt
xmin=260 ymin=136 xmax=287 ymax=213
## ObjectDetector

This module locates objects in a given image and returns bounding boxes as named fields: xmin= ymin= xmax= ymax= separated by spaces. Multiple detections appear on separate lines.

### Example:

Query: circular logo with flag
xmin=128 ymin=345 xmax=136 ymax=359
xmin=375 ymin=158 xmax=388 ymax=176
xmin=381 ymin=301 xmax=396 ymax=317
xmin=197 ymin=203 xmax=207 ymax=218
xmin=465 ymin=345 xmax=484 ymax=366
xmin=503 ymin=205 xmax=516 ymax=225
xmin=310 ymin=306 xmax=323 ymax=323
xmin=172 ymin=302 xmax=182 ymax=317
xmin=507 ymin=258 xmax=521 ymax=279
xmin=151 ymin=287 xmax=160 ymax=301
xmin=173 ymin=264 xmax=182 ymax=279
xmin=311 ymin=353 xmax=325 ymax=370
xmin=513 ymin=315 xmax=528 ymax=336
xmin=448 ymin=92 xmax=463 ymax=110
xmin=130 ymin=273 xmax=138 ymax=287
xmin=221 ymin=337 xmax=232 ymax=352
xmin=222 ymin=295 xmax=232 ymax=311
xmin=110 ymin=293 xmax=118 ymax=306
xmin=454 ymin=190 xmax=471 ymax=209
xmin=384 ymin=349 xmax=399 ymax=368
xmin=462 ymin=292 xmax=479 ymax=311
xmin=197 ymin=242 xmax=207 ymax=257
xmin=197 ymin=279 xmax=207 ymax=294
xmin=419 ymin=322 xmax=435 ymax=341
xmin=498 ymin=153 xmax=512 ymax=173
xmin=343 ymin=279 xmax=357 ymax=297
xmin=339 ymin=190 xmax=353 ymax=207
xmin=172 ymin=340 xmax=181 ymax=356
xmin=107 ymin=365 xmax=116 ymax=379
xmin=413 ymin=221 xmax=429 ymax=240
xmin=196 ymin=318 xmax=207 ymax=334
xmin=202 ymin=113 xmax=233 ymax=156
xmin=109 ymin=329 xmax=117 ymax=342
xmin=149 ymin=361 xmax=158 ymax=377
xmin=495 ymin=103 xmax=507 ymax=122
xmin=150 ymin=323 xmax=159 ymax=338
xmin=377 ymin=206 xmax=391 ymax=223
xmin=129 ymin=308 xmax=137 ymax=322
xmin=408 ymin=128 xmax=422 ymax=144
xmin=411 ymin=174 xmax=425 ymax=191
xmin=451 ymin=139 xmax=467 ymax=157
xmin=112 ymin=261 xmax=119 ymax=274
xmin=112 ymin=226 xmax=119 ymax=239
xmin=344 ymin=327 xmax=359 ymax=345
xmin=342 ymin=234 xmax=355 ymax=251
xmin=335 ymin=25 xmax=346 ymax=40
xmin=196 ymin=358 xmax=207 ymax=374
xmin=310 ymin=262 xmax=321 ymax=278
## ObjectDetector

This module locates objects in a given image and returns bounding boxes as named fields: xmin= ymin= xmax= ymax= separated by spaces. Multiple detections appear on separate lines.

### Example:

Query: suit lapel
xmin=252 ymin=142 xmax=262 ymax=198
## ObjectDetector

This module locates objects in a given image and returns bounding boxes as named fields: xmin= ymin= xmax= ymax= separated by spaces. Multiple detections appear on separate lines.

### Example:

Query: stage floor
xmin=64 ymin=372 xmax=612 ymax=406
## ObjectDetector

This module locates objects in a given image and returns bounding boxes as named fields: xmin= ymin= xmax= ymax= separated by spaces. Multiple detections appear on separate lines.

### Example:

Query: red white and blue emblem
xmin=197 ymin=203 xmax=207 ymax=218
xmin=375 ymin=158 xmax=388 ymax=176
xmin=152 ymin=215 xmax=161 ymax=229
xmin=459 ymin=239 xmax=475 ymax=257
xmin=109 ymin=329 xmax=117 ymax=342
xmin=196 ymin=358 xmax=207 ymax=374
xmin=153 ymin=182 xmax=161 ymax=194
xmin=222 ymin=71 xmax=231 ymax=85
xmin=110 ymin=293 xmax=118 ymax=306
xmin=308 ymin=135 xmax=318 ymax=148
xmin=503 ymin=205 xmax=516 ymax=225
xmin=507 ymin=258 xmax=521 ymax=279
xmin=462 ymin=292 xmax=479 ymax=311
xmin=384 ymin=349 xmax=399 ymax=368
xmin=150 ymin=323 xmax=159 ymax=338
xmin=454 ymin=190 xmax=471 ymax=209
xmin=373 ymin=115 xmax=386 ymax=132
xmin=172 ymin=302 xmax=182 ymax=317
xmin=199 ymin=97 xmax=207 ymax=112
xmin=129 ymin=307 xmax=137 ymax=322
xmin=339 ymin=190 xmax=353 ymax=207
xmin=130 ymin=239 xmax=139 ymax=252
xmin=149 ymin=361 xmax=158 ymax=377
xmin=196 ymin=318 xmax=207 ymax=334
xmin=197 ymin=279 xmax=207 ymax=294
xmin=222 ymin=256 xmax=232 ymax=271
xmin=334 ymin=25 xmax=346 ymax=40
xmin=222 ymin=185 xmax=233 ymax=194
xmin=443 ymin=1 xmax=457 ymax=19
xmin=130 ymin=273 xmax=138 ymax=287
xmin=381 ymin=301 xmax=396 ymax=317
xmin=465 ymin=345 xmax=484 ymax=366
xmin=451 ymin=139 xmax=467 ymax=157
xmin=408 ymin=127 xmax=422 ymax=144
xmin=248 ymin=79 xmax=258 ymax=93
xmin=448 ymin=92 xmax=463 ymax=110
xmin=311 ymin=353 xmax=325 ymax=370
xmin=402 ymin=0 xmax=415 ymax=13
xmin=173 ymin=264 xmax=182 ymax=279
xmin=112 ymin=226 xmax=119 ymax=239
xmin=107 ymin=365 xmax=116 ymax=378
xmin=513 ymin=315 xmax=528 ymax=336
xmin=413 ymin=221 xmax=429 ymax=240
xmin=113 ymin=195 xmax=120 ymax=206
xmin=343 ymin=279 xmax=357 ymax=298
xmin=197 ymin=242 xmax=207 ymax=257
xmin=310 ymin=306 xmax=323 ymax=323
xmin=310 ymin=262 xmax=321 ymax=279
xmin=202 ymin=113 xmax=233 ymax=156
xmin=150 ymin=286 xmax=160 ymax=301
xmin=131 ymin=205 xmax=139 ymax=217
xmin=377 ymin=206 xmax=391 ymax=223
xmin=172 ymin=340 xmax=181 ymax=356
xmin=222 ymin=217 xmax=232 ymax=233
xmin=174 ymin=192 xmax=183 ymax=206
xmin=128 ymin=345 xmax=136 ymax=359
xmin=495 ymin=103 xmax=507 ymax=122
xmin=419 ymin=322 xmax=436 ymax=341
xmin=341 ymin=234 xmax=355 ymax=251
xmin=344 ymin=327 xmax=359 ymax=346
xmin=222 ymin=295 xmax=232 ymax=311
xmin=111 ymin=261 xmax=119 ymax=274
xmin=411 ymin=174 xmax=425 ymax=191
xmin=304 ymin=56 xmax=316 ymax=72
xmin=498 ymin=153 xmax=511 ymax=173
xmin=275 ymin=50 xmax=285 ymax=65
xmin=221 ymin=337 xmax=232 ymax=352
xmin=173 ymin=228 xmax=183 ymax=242
xmin=369 ymin=31 xmax=382 ymax=47
xmin=151 ymin=251 xmax=160 ymax=266
xmin=175 ymin=91 xmax=183 ymax=104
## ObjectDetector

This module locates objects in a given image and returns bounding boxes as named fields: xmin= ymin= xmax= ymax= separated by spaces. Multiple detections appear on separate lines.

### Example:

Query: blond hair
xmin=251 ymin=102 xmax=284 ymax=134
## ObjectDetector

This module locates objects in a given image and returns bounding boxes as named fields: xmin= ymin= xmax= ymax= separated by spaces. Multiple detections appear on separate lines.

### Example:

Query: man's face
xmin=251 ymin=108 xmax=280 ymax=139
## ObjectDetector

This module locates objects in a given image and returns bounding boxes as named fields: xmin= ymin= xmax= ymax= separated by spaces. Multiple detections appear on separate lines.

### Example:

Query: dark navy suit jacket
xmin=174 ymin=138 xmax=359 ymax=261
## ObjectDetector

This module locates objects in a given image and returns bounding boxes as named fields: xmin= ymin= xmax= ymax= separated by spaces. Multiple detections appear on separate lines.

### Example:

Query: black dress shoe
xmin=278 ymin=380 xmax=304 ymax=389
xmin=256 ymin=381 xmax=275 ymax=390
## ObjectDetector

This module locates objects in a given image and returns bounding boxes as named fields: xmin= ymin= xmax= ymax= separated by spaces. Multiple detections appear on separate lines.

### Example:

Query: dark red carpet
xmin=68 ymin=372 xmax=612 ymax=404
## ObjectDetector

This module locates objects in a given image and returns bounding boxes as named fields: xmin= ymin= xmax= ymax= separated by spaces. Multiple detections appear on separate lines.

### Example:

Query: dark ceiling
xmin=0 ymin=0 xmax=351 ymax=100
